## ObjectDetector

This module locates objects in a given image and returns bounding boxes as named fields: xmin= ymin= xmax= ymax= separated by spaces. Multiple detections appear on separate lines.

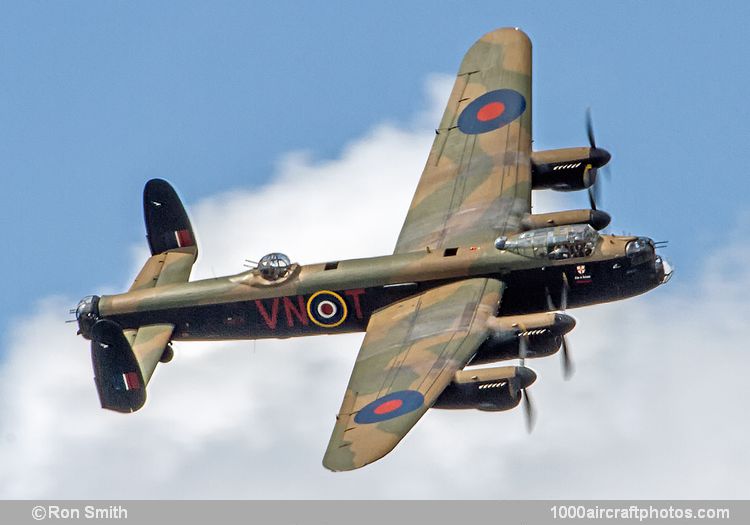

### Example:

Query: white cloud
xmin=1 ymin=75 xmax=749 ymax=499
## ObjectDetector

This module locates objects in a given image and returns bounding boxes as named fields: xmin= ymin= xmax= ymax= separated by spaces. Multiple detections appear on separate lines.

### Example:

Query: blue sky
xmin=2 ymin=1 xmax=750 ymax=498
xmin=3 ymin=0 xmax=750 ymax=329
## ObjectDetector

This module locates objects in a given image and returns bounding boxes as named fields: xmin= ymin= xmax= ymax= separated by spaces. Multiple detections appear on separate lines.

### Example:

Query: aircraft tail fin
xmin=130 ymin=179 xmax=198 ymax=292
xmin=90 ymin=179 xmax=197 ymax=412
xmin=90 ymin=320 xmax=175 ymax=413
xmin=90 ymin=320 xmax=148 ymax=413
xmin=143 ymin=178 xmax=198 ymax=257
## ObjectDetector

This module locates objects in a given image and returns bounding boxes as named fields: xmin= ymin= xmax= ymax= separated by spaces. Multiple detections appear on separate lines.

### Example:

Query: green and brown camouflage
xmin=96 ymin=230 xmax=652 ymax=333
xmin=395 ymin=28 xmax=532 ymax=253
xmin=74 ymin=28 xmax=672 ymax=470
xmin=322 ymin=278 xmax=503 ymax=471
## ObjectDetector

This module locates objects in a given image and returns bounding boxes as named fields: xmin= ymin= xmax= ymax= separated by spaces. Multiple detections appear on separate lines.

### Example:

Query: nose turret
xmin=655 ymin=255 xmax=674 ymax=284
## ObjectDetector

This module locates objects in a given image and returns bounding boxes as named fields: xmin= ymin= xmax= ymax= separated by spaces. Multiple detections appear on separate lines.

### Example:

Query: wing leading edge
xmin=323 ymin=278 xmax=503 ymax=471
xmin=394 ymin=28 xmax=532 ymax=254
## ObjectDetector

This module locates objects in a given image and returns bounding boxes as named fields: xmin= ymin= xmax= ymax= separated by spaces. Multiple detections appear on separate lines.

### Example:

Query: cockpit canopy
xmin=495 ymin=224 xmax=600 ymax=260
xmin=256 ymin=253 xmax=292 ymax=281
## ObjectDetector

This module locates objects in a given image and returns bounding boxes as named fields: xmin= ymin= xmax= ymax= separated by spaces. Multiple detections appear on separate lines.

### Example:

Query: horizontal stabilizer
xmin=88 ymin=179 xmax=195 ymax=412
xmin=129 ymin=250 xmax=198 ymax=292
xmin=126 ymin=324 xmax=174 ymax=385
xmin=91 ymin=319 xmax=147 ymax=413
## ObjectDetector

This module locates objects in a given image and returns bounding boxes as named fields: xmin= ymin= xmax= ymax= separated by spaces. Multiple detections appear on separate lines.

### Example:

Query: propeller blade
xmin=586 ymin=107 xmax=596 ymax=148
xmin=509 ymin=375 xmax=519 ymax=400
xmin=588 ymin=185 xmax=597 ymax=211
xmin=561 ymin=273 xmax=569 ymax=311
xmin=522 ymin=388 xmax=536 ymax=433
xmin=561 ymin=335 xmax=575 ymax=380
xmin=587 ymin=171 xmax=602 ymax=211
xmin=585 ymin=109 xmax=609 ymax=212
xmin=545 ymin=286 xmax=556 ymax=311
xmin=518 ymin=333 xmax=528 ymax=367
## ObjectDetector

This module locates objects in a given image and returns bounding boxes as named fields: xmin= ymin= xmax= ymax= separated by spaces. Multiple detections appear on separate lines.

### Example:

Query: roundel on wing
xmin=306 ymin=290 xmax=348 ymax=328
xmin=457 ymin=89 xmax=527 ymax=135
xmin=354 ymin=390 xmax=425 ymax=424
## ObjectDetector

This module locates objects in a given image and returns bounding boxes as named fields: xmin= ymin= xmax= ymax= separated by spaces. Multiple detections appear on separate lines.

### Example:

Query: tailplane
xmin=79 ymin=179 xmax=198 ymax=412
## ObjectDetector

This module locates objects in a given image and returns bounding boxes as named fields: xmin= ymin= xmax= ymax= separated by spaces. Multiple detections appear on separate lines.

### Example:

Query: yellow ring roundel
xmin=306 ymin=290 xmax=348 ymax=328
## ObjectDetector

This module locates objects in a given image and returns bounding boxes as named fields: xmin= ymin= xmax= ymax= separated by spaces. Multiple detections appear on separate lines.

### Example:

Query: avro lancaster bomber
xmin=74 ymin=28 xmax=672 ymax=471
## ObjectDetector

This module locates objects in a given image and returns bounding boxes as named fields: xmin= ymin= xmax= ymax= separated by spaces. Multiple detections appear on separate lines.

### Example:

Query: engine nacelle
xmin=531 ymin=147 xmax=610 ymax=191
xmin=433 ymin=365 xmax=536 ymax=411
xmin=521 ymin=209 xmax=610 ymax=231
xmin=470 ymin=312 xmax=576 ymax=366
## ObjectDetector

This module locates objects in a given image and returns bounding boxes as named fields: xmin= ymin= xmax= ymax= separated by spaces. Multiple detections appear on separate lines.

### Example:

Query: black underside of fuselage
xmin=500 ymin=255 xmax=659 ymax=315
xmin=105 ymin=255 xmax=659 ymax=341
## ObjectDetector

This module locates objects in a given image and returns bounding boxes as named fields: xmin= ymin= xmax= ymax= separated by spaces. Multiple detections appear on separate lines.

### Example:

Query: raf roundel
xmin=307 ymin=290 xmax=348 ymax=328
xmin=457 ymin=89 xmax=527 ymax=135
xmin=354 ymin=390 xmax=425 ymax=424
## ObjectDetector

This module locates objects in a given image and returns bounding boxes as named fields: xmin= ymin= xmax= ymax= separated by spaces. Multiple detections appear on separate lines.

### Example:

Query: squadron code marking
xmin=252 ymin=289 xmax=366 ymax=330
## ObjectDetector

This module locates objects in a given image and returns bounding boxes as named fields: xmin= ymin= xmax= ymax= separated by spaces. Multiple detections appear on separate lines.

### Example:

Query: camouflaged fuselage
xmin=98 ymin=233 xmax=662 ymax=341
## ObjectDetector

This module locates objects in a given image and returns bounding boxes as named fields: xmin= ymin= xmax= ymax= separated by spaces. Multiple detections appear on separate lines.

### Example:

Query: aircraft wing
xmin=323 ymin=278 xmax=503 ymax=471
xmin=394 ymin=28 xmax=532 ymax=254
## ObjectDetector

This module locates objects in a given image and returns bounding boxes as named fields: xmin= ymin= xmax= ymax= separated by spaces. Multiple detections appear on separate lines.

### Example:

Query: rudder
xmin=143 ymin=178 xmax=198 ymax=256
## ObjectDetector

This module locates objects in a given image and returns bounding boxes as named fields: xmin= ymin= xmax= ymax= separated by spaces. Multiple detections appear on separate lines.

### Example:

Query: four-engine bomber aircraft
xmin=74 ymin=28 xmax=672 ymax=471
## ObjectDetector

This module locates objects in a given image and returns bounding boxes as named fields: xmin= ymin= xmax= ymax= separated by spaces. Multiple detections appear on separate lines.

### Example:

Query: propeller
xmin=513 ymin=329 xmax=536 ymax=432
xmin=584 ymin=108 xmax=611 ymax=211
xmin=510 ymin=340 xmax=536 ymax=434
xmin=518 ymin=329 xmax=528 ymax=366
xmin=545 ymin=273 xmax=575 ymax=380
xmin=587 ymin=175 xmax=602 ymax=211
xmin=586 ymin=107 xmax=598 ymax=150
xmin=560 ymin=333 xmax=574 ymax=381
xmin=522 ymin=387 xmax=536 ymax=433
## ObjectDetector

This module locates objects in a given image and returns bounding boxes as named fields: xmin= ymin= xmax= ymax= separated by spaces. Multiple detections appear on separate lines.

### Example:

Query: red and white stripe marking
xmin=122 ymin=372 xmax=141 ymax=391
xmin=174 ymin=229 xmax=194 ymax=248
